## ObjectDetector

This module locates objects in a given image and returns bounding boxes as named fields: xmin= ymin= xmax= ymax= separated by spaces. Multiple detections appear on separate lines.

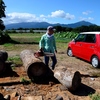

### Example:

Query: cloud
xmin=2 ymin=10 xmax=75 ymax=25
xmin=80 ymin=11 xmax=93 ymax=21
xmin=79 ymin=17 xmax=94 ymax=21
xmin=50 ymin=10 xmax=75 ymax=20
xmin=82 ymin=10 xmax=92 ymax=15
xmin=3 ymin=12 xmax=44 ymax=24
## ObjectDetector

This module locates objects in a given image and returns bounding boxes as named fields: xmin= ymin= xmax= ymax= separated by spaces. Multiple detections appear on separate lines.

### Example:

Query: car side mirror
xmin=72 ymin=39 xmax=75 ymax=41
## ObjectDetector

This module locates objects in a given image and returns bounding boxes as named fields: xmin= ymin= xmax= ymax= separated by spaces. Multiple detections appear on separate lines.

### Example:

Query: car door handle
xmin=90 ymin=46 xmax=94 ymax=48
xmin=80 ymin=44 xmax=82 ymax=46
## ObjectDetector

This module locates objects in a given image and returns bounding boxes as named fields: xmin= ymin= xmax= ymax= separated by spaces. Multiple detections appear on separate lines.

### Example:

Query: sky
xmin=2 ymin=0 xmax=100 ymax=25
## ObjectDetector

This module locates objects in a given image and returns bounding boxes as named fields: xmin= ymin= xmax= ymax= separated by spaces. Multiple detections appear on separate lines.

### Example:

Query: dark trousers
xmin=44 ymin=55 xmax=57 ymax=70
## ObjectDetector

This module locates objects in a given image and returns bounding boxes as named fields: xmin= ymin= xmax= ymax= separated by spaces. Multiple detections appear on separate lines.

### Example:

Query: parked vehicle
xmin=67 ymin=32 xmax=100 ymax=68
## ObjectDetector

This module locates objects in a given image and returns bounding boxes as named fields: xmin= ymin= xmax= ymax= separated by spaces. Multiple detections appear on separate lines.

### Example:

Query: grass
xmin=9 ymin=33 xmax=42 ymax=43
xmin=89 ymin=93 xmax=100 ymax=100
xmin=7 ymin=55 xmax=22 ymax=65
xmin=9 ymin=32 xmax=72 ymax=43
xmin=20 ymin=77 xmax=31 ymax=84
xmin=3 ymin=43 xmax=14 ymax=47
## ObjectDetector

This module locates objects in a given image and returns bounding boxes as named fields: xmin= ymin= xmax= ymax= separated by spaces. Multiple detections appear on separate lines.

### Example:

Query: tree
xmin=0 ymin=19 xmax=5 ymax=30
xmin=0 ymin=0 xmax=6 ymax=30
xmin=0 ymin=0 xmax=18 ymax=44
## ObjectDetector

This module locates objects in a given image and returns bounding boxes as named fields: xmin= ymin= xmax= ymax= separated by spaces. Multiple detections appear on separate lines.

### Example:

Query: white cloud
xmin=50 ymin=10 xmax=75 ymax=20
xmin=82 ymin=10 xmax=92 ymax=15
xmin=3 ymin=12 xmax=46 ymax=25
xmin=79 ymin=17 xmax=94 ymax=21
xmin=2 ymin=10 xmax=75 ymax=25
xmin=88 ymin=17 xmax=94 ymax=20
xmin=80 ymin=10 xmax=93 ymax=21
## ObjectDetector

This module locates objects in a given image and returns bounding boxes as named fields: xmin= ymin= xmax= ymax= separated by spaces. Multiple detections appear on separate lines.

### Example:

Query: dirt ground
xmin=0 ymin=44 xmax=100 ymax=100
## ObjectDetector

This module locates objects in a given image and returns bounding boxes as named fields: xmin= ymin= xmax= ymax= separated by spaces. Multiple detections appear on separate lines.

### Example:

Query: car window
xmin=85 ymin=34 xmax=95 ymax=43
xmin=75 ymin=34 xmax=86 ymax=42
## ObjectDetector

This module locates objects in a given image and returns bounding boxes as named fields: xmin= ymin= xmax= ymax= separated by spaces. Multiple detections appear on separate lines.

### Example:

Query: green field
xmin=7 ymin=32 xmax=78 ymax=54
xmin=9 ymin=33 xmax=42 ymax=43
xmin=8 ymin=32 xmax=78 ymax=43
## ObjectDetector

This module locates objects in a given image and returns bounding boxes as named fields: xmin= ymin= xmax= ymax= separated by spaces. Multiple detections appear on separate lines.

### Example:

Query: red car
xmin=67 ymin=32 xmax=100 ymax=68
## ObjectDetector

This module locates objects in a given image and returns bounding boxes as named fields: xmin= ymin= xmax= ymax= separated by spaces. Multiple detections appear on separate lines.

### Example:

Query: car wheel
xmin=67 ymin=48 xmax=73 ymax=57
xmin=91 ymin=56 xmax=100 ymax=68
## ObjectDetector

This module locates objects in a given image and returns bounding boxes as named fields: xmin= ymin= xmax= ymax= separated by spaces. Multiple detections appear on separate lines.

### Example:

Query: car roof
xmin=80 ymin=32 xmax=100 ymax=34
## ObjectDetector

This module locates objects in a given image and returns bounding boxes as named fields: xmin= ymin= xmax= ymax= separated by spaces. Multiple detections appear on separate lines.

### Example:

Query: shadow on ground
xmin=72 ymin=83 xmax=95 ymax=96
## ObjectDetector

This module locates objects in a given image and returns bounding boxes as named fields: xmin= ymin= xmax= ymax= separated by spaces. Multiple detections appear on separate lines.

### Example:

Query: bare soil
xmin=0 ymin=44 xmax=100 ymax=100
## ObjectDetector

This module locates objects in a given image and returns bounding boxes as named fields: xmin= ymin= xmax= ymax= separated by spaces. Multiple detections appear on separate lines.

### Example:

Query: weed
xmin=3 ymin=43 xmax=13 ymax=47
xmin=7 ymin=55 xmax=22 ymax=65
xmin=89 ymin=93 xmax=100 ymax=100
xmin=11 ymin=66 xmax=16 ymax=70
xmin=20 ymin=77 xmax=31 ymax=84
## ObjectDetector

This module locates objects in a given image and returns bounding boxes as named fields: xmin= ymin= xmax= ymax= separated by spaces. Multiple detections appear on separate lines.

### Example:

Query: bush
xmin=0 ymin=30 xmax=19 ymax=44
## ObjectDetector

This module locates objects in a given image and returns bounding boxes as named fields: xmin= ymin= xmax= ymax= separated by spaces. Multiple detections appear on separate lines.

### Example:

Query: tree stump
xmin=54 ymin=68 xmax=81 ymax=91
xmin=20 ymin=49 xmax=47 ymax=79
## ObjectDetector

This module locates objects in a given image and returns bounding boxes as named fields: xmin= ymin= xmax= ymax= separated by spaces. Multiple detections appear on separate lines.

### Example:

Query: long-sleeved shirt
xmin=39 ymin=33 xmax=57 ymax=53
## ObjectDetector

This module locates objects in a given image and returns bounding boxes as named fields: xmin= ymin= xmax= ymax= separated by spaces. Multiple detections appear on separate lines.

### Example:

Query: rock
xmin=21 ymin=96 xmax=43 ymax=100
xmin=4 ymin=94 xmax=10 ymax=100
xmin=55 ymin=95 xmax=63 ymax=100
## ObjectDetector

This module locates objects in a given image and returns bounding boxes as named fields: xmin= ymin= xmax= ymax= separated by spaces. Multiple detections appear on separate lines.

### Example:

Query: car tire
xmin=67 ymin=48 xmax=73 ymax=57
xmin=91 ymin=56 xmax=100 ymax=68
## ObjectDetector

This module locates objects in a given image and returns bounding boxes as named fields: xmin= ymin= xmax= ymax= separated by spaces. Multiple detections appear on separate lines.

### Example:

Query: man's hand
xmin=40 ymin=48 xmax=43 ymax=52
xmin=55 ymin=50 xmax=57 ymax=53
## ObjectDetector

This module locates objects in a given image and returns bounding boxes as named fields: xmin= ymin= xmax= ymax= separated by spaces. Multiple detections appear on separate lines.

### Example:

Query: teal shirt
xmin=39 ymin=33 xmax=57 ymax=53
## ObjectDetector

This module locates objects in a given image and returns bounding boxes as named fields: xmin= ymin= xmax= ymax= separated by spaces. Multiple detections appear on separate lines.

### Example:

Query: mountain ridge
xmin=5 ymin=21 xmax=96 ymax=29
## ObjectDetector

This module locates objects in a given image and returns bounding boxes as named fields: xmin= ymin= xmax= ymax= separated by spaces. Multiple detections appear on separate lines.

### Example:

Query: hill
xmin=5 ymin=21 xmax=96 ymax=29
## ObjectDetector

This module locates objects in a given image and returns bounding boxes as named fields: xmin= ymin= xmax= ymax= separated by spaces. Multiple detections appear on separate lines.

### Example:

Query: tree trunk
xmin=20 ymin=49 xmax=47 ymax=79
xmin=54 ymin=68 xmax=81 ymax=91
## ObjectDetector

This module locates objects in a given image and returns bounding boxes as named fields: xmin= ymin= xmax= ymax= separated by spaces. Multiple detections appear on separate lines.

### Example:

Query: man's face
xmin=48 ymin=29 xmax=54 ymax=35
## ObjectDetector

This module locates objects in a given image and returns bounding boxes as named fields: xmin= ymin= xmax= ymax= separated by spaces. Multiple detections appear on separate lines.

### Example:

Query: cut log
xmin=54 ymin=68 xmax=81 ymax=91
xmin=0 ymin=61 xmax=5 ymax=74
xmin=20 ymin=49 xmax=47 ymax=79
xmin=0 ymin=50 xmax=8 ymax=61
xmin=0 ymin=50 xmax=7 ymax=74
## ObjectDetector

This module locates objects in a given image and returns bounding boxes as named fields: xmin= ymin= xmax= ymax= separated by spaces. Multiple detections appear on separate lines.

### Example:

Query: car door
xmin=80 ymin=34 xmax=96 ymax=61
xmin=72 ymin=34 xmax=86 ymax=57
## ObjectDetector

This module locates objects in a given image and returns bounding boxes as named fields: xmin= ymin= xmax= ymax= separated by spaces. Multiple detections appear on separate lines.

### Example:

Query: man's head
xmin=47 ymin=26 xmax=55 ymax=35
xmin=47 ymin=26 xmax=55 ymax=30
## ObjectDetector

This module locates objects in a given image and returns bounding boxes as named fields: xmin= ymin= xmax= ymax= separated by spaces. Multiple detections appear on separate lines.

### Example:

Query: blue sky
xmin=3 ymin=0 xmax=100 ymax=25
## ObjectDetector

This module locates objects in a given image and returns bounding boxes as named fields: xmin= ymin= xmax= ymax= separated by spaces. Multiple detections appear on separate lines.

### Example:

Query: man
xmin=39 ymin=26 xmax=57 ymax=70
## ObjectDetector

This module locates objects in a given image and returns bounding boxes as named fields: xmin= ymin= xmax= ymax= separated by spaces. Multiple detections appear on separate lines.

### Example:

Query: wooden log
xmin=20 ymin=49 xmax=47 ymax=79
xmin=0 ymin=50 xmax=7 ymax=74
xmin=0 ymin=50 xmax=8 ymax=61
xmin=0 ymin=61 xmax=5 ymax=74
xmin=54 ymin=68 xmax=81 ymax=91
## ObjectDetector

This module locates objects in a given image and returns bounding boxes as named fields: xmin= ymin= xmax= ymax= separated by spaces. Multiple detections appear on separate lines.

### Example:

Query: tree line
xmin=5 ymin=24 xmax=100 ymax=33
